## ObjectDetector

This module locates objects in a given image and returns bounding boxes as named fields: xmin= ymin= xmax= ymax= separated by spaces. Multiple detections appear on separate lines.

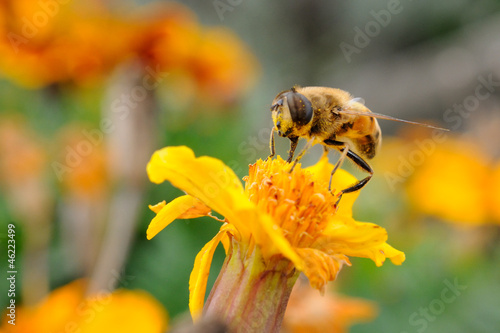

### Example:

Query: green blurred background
xmin=1 ymin=0 xmax=500 ymax=332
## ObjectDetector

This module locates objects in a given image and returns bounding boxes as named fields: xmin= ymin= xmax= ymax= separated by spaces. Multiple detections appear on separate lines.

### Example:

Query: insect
xmin=268 ymin=86 xmax=448 ymax=203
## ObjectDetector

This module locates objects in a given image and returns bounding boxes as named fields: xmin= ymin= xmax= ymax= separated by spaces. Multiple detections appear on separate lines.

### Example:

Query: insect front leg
xmin=322 ymin=146 xmax=330 ymax=159
xmin=290 ymin=137 xmax=314 ymax=172
xmin=267 ymin=128 xmax=275 ymax=160
xmin=287 ymin=136 xmax=299 ymax=163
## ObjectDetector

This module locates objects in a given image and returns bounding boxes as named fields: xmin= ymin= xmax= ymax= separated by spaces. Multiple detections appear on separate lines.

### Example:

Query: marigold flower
xmin=146 ymin=146 xmax=404 ymax=331
xmin=0 ymin=280 xmax=168 ymax=333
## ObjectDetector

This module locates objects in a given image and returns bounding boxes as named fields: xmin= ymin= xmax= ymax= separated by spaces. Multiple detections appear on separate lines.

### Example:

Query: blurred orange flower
xmin=283 ymin=278 xmax=378 ymax=333
xmin=0 ymin=1 xmax=142 ymax=87
xmin=55 ymin=124 xmax=109 ymax=197
xmin=0 ymin=115 xmax=50 ymax=223
xmin=143 ymin=4 xmax=259 ymax=105
xmin=0 ymin=1 xmax=258 ymax=103
xmin=0 ymin=280 xmax=168 ymax=333
xmin=0 ymin=115 xmax=46 ymax=183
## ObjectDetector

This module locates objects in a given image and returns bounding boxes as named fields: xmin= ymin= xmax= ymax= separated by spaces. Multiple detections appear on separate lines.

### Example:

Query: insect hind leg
xmin=335 ymin=150 xmax=373 ymax=205
xmin=323 ymin=139 xmax=374 ymax=206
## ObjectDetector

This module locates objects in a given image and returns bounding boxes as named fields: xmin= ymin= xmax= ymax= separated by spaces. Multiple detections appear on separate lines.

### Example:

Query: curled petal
xmin=147 ymin=195 xmax=211 ymax=240
xmin=219 ymin=223 xmax=238 ymax=254
xmin=189 ymin=228 xmax=228 ymax=320
xmin=379 ymin=243 xmax=406 ymax=266
xmin=149 ymin=201 xmax=166 ymax=214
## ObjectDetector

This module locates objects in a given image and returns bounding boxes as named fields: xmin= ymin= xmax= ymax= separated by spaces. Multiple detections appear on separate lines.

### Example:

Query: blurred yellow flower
xmin=146 ymin=146 xmax=404 ymax=330
xmin=283 ymin=278 xmax=378 ymax=333
xmin=406 ymin=139 xmax=491 ymax=225
xmin=0 ymin=280 xmax=168 ymax=333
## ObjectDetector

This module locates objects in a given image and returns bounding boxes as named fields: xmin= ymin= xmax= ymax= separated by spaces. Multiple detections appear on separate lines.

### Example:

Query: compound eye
xmin=271 ymin=99 xmax=283 ymax=111
xmin=285 ymin=91 xmax=313 ymax=126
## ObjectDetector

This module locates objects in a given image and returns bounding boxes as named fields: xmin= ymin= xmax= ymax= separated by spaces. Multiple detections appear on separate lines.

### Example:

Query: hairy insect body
xmin=271 ymin=86 xmax=381 ymax=160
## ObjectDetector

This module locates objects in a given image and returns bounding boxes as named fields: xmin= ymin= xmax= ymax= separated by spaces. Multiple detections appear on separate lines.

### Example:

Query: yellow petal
xmin=219 ymin=223 xmax=238 ymax=254
xmin=320 ymin=216 xmax=405 ymax=266
xmin=189 ymin=228 xmax=228 ymax=320
xmin=149 ymin=201 xmax=166 ymax=214
xmin=379 ymin=243 xmax=406 ymax=266
xmin=147 ymin=195 xmax=210 ymax=240
xmin=147 ymin=146 xmax=253 ymax=237
xmin=178 ymin=200 xmax=212 ymax=219
xmin=305 ymin=155 xmax=359 ymax=217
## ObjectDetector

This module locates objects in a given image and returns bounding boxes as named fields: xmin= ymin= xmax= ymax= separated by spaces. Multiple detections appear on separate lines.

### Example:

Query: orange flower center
xmin=244 ymin=156 xmax=337 ymax=249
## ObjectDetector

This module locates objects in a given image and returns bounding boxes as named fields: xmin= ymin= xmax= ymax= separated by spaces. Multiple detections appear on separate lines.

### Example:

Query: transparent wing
xmin=337 ymin=109 xmax=449 ymax=131
xmin=348 ymin=97 xmax=365 ymax=105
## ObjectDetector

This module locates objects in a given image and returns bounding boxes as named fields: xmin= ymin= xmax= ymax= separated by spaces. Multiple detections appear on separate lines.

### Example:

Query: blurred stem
xmin=23 ymin=221 xmax=51 ymax=305
xmin=7 ymin=178 xmax=53 ymax=305
xmin=88 ymin=186 xmax=142 ymax=293
xmin=88 ymin=60 xmax=158 ymax=294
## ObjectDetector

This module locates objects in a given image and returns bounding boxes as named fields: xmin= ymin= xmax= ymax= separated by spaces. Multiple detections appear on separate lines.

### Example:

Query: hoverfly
xmin=269 ymin=86 xmax=448 ymax=203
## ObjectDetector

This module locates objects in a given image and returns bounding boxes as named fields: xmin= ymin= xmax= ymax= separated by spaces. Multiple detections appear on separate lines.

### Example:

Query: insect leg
xmin=322 ymin=146 xmax=330 ymax=158
xmin=267 ymin=128 xmax=275 ymax=160
xmin=287 ymin=136 xmax=299 ymax=163
xmin=323 ymin=139 xmax=373 ymax=205
xmin=328 ymin=146 xmax=349 ymax=192
xmin=290 ymin=137 xmax=314 ymax=172
xmin=335 ymin=150 xmax=373 ymax=205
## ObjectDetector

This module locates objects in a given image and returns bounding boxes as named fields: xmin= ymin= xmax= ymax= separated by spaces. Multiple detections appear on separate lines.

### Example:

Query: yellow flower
xmin=406 ymin=139 xmax=490 ymax=224
xmin=146 ymin=146 xmax=404 ymax=330
xmin=0 ymin=280 xmax=168 ymax=333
